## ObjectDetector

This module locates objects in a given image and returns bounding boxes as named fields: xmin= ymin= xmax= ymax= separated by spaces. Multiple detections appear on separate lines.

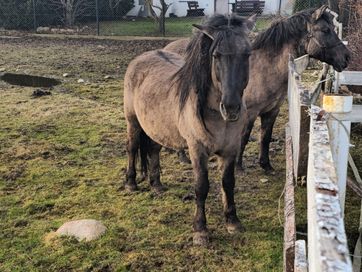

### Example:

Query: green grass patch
xmin=0 ymin=36 xmax=360 ymax=271
xmin=98 ymin=17 xmax=272 ymax=37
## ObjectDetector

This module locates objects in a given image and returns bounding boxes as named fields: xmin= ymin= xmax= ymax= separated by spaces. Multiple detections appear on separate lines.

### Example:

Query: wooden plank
xmin=339 ymin=71 xmax=362 ymax=86
xmin=295 ymin=240 xmax=308 ymax=272
xmin=323 ymin=95 xmax=353 ymax=214
xmin=307 ymin=105 xmax=352 ymax=272
xmin=293 ymin=55 xmax=309 ymax=75
xmin=284 ymin=125 xmax=296 ymax=272
xmin=332 ymin=105 xmax=362 ymax=123
xmin=287 ymin=56 xmax=311 ymax=178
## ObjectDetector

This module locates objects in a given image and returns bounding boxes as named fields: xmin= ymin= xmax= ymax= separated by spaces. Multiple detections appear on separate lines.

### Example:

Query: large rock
xmin=56 ymin=219 xmax=106 ymax=241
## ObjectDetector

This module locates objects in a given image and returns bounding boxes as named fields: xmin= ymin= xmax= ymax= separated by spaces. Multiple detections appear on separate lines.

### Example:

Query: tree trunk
xmin=65 ymin=1 xmax=74 ymax=26
xmin=339 ymin=0 xmax=351 ymax=30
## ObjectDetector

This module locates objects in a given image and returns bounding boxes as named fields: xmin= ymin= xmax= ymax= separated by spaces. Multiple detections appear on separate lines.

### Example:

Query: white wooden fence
xmin=284 ymin=54 xmax=362 ymax=272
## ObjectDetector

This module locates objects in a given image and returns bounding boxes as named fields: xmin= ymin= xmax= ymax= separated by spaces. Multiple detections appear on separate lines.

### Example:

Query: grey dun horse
xmin=124 ymin=14 xmax=256 ymax=245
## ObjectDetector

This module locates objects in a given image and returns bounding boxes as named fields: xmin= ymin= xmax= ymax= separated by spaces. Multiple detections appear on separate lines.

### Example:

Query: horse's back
xmin=164 ymin=39 xmax=190 ymax=56
xmin=124 ymin=50 xmax=187 ymax=149
xmin=124 ymin=49 xmax=183 ymax=113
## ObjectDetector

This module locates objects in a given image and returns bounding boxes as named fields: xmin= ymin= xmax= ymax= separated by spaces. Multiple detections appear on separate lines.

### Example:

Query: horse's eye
xmin=321 ymin=28 xmax=330 ymax=34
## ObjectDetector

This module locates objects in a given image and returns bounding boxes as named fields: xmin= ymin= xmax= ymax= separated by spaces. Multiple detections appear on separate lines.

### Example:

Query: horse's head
xmin=193 ymin=15 xmax=256 ymax=122
xmin=305 ymin=5 xmax=351 ymax=72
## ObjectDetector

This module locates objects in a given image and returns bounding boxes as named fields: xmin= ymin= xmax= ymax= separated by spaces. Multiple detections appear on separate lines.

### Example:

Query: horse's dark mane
xmin=252 ymin=8 xmax=316 ymax=54
xmin=174 ymin=14 xmax=247 ymax=122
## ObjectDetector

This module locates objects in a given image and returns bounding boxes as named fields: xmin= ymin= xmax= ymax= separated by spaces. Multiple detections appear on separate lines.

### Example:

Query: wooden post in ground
xmin=284 ymin=125 xmax=296 ymax=272
xmin=295 ymin=240 xmax=308 ymax=272
xmin=322 ymin=95 xmax=353 ymax=215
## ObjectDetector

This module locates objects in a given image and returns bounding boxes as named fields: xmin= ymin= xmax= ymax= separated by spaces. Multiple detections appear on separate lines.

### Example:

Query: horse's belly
xmin=134 ymin=98 xmax=186 ymax=149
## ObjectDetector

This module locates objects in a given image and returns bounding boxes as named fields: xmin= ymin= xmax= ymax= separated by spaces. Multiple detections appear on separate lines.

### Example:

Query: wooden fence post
xmin=284 ymin=125 xmax=296 ymax=272
xmin=322 ymin=95 xmax=353 ymax=215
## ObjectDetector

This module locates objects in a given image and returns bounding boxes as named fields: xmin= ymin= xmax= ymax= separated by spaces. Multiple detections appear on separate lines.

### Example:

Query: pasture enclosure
xmin=0 ymin=35 xmax=291 ymax=271
xmin=285 ymin=53 xmax=362 ymax=271
xmin=0 ymin=27 xmax=361 ymax=272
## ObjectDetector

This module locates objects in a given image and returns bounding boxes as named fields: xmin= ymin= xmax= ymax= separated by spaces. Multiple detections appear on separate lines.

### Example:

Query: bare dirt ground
xmin=0 ymin=35 xmax=360 ymax=271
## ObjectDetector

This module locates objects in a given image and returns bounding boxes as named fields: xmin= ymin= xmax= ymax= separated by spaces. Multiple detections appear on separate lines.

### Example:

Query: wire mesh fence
xmin=0 ymin=0 xmax=353 ymax=38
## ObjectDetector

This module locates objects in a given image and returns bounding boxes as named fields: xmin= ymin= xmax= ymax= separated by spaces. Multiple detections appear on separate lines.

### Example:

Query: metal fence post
xmin=95 ymin=0 xmax=100 ymax=36
xmin=32 ymin=0 xmax=37 ymax=31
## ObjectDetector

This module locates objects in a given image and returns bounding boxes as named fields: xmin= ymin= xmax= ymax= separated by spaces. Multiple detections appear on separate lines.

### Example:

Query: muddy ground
xmin=0 ymin=35 xmax=360 ymax=271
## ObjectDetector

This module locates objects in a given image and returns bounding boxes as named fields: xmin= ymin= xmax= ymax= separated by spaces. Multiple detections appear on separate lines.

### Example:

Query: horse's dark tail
xmin=139 ymin=130 xmax=150 ymax=178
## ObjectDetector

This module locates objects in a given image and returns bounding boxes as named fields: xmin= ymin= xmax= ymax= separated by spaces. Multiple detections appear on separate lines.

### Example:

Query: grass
xmin=98 ymin=17 xmax=272 ymax=37
xmin=0 ymin=35 xmax=360 ymax=271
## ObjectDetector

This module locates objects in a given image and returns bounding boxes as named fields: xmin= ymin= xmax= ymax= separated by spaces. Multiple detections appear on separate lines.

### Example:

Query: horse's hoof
xmin=226 ymin=221 xmax=245 ymax=234
xmin=235 ymin=164 xmax=245 ymax=174
xmin=260 ymin=161 xmax=275 ymax=174
xmin=193 ymin=231 xmax=209 ymax=246
xmin=261 ymin=165 xmax=275 ymax=175
xmin=152 ymin=184 xmax=166 ymax=194
xmin=124 ymin=183 xmax=138 ymax=192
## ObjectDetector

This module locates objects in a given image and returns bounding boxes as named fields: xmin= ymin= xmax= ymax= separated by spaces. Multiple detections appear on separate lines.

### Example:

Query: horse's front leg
xmin=259 ymin=109 xmax=279 ymax=173
xmin=189 ymin=146 xmax=209 ymax=246
xmin=220 ymin=155 xmax=244 ymax=233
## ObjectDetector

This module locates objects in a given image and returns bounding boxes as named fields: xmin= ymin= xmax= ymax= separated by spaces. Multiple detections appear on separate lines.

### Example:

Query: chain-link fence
xmin=1 ymin=0 xmax=354 ymax=38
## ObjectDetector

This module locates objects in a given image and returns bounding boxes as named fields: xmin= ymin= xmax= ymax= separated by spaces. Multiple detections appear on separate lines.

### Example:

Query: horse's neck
xmin=260 ymin=41 xmax=303 ymax=81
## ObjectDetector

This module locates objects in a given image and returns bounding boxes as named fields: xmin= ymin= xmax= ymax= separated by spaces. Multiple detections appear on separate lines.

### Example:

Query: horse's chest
xmin=205 ymin=120 xmax=242 ymax=153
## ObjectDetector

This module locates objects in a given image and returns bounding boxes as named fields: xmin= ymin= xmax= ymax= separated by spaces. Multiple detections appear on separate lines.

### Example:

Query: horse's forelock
xmin=175 ymin=14 xmax=248 ymax=122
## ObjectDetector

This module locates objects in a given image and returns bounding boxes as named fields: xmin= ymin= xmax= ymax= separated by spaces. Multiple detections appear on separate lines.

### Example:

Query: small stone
xmin=77 ymin=79 xmax=85 ymax=83
xmin=0 ymin=68 xmax=5 ymax=72
xmin=63 ymin=73 xmax=70 ymax=77
xmin=104 ymin=75 xmax=113 ymax=80
xmin=55 ymin=219 xmax=106 ymax=241
xmin=260 ymin=178 xmax=269 ymax=183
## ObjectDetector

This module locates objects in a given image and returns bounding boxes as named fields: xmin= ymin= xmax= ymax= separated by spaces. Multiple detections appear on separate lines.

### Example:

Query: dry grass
xmin=0 ymin=35 xmax=360 ymax=271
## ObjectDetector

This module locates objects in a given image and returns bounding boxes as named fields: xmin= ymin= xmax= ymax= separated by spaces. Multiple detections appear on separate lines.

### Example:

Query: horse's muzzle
xmin=220 ymin=102 xmax=241 ymax=122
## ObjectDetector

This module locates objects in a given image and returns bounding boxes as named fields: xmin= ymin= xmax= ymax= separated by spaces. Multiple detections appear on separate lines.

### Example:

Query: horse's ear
xmin=313 ymin=5 xmax=329 ymax=21
xmin=192 ymin=24 xmax=214 ymax=40
xmin=245 ymin=14 xmax=257 ymax=32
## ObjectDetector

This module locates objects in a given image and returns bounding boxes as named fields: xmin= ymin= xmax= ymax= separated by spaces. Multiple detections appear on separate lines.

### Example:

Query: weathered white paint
xmin=295 ymin=240 xmax=308 ymax=272
xmin=339 ymin=71 xmax=362 ymax=86
xmin=284 ymin=125 xmax=296 ymax=272
xmin=333 ymin=106 xmax=362 ymax=123
xmin=287 ymin=54 xmax=311 ymax=178
xmin=322 ymin=95 xmax=353 ymax=215
xmin=307 ymin=105 xmax=352 ymax=272
xmin=215 ymin=0 xmax=230 ymax=14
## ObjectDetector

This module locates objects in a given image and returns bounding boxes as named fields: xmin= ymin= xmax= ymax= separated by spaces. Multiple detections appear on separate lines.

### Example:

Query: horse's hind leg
xmin=220 ymin=155 xmax=244 ymax=233
xmin=125 ymin=117 xmax=142 ymax=191
xmin=147 ymin=140 xmax=164 ymax=193
xmin=188 ymin=145 xmax=209 ymax=246
xmin=236 ymin=116 xmax=256 ymax=171
xmin=259 ymin=109 xmax=279 ymax=173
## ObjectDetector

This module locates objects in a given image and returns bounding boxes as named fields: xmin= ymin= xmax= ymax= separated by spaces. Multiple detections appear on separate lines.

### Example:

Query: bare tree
xmin=108 ymin=0 xmax=122 ymax=17
xmin=47 ymin=0 xmax=95 ymax=27
xmin=146 ymin=0 xmax=172 ymax=36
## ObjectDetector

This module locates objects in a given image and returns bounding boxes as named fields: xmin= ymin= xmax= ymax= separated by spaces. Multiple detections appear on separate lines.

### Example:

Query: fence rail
xmin=284 ymin=53 xmax=362 ymax=271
